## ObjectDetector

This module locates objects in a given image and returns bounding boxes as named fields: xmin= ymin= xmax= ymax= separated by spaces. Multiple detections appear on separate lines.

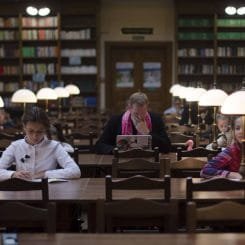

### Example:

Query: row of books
xmin=217 ymin=19 xmax=245 ymax=27
xmin=178 ymin=32 xmax=214 ymax=40
xmin=61 ymin=65 xmax=97 ymax=74
xmin=0 ymin=44 xmax=19 ymax=57
xmin=178 ymin=18 xmax=213 ymax=27
xmin=178 ymin=48 xmax=214 ymax=57
xmin=217 ymin=47 xmax=245 ymax=57
xmin=178 ymin=64 xmax=213 ymax=74
xmin=22 ymin=46 xmax=58 ymax=57
xmin=22 ymin=17 xmax=58 ymax=28
xmin=61 ymin=48 xmax=96 ymax=57
xmin=0 ymin=81 xmax=19 ymax=92
xmin=178 ymin=18 xmax=245 ymax=28
xmin=0 ymin=17 xmax=18 ymax=28
xmin=60 ymin=29 xmax=91 ymax=40
xmin=0 ymin=31 xmax=18 ymax=40
xmin=23 ymin=63 xmax=56 ymax=75
xmin=217 ymin=32 xmax=245 ymax=40
xmin=217 ymin=64 xmax=245 ymax=74
xmin=0 ymin=65 xmax=19 ymax=75
xmin=22 ymin=30 xmax=58 ymax=40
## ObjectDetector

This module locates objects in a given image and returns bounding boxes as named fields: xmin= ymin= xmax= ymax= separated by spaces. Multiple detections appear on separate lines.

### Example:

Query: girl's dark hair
xmin=22 ymin=106 xmax=51 ymax=136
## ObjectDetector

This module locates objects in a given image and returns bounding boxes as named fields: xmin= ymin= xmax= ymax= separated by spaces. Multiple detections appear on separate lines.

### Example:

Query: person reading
xmin=94 ymin=92 xmax=171 ymax=154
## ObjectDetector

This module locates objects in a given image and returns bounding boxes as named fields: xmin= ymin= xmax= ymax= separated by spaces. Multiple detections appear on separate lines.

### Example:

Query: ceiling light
xmin=237 ymin=7 xmax=245 ymax=15
xmin=225 ymin=6 xmax=237 ymax=15
xmin=26 ymin=6 xmax=38 ymax=16
xmin=38 ymin=7 xmax=51 ymax=16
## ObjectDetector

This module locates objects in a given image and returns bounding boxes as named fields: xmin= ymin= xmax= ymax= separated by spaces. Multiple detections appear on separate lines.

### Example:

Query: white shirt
xmin=0 ymin=137 xmax=81 ymax=181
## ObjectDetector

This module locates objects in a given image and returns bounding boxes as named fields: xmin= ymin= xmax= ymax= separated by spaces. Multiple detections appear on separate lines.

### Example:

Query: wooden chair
xmin=66 ymin=131 xmax=97 ymax=153
xmin=163 ymin=157 xmax=206 ymax=178
xmin=112 ymin=158 xmax=165 ymax=178
xmin=113 ymin=147 xmax=159 ymax=162
xmin=168 ymin=132 xmax=194 ymax=152
xmin=0 ymin=178 xmax=56 ymax=233
xmin=186 ymin=200 xmax=245 ymax=233
xmin=105 ymin=174 xmax=171 ymax=201
xmin=176 ymin=147 xmax=221 ymax=161
xmin=186 ymin=176 xmax=245 ymax=201
xmin=96 ymin=198 xmax=178 ymax=233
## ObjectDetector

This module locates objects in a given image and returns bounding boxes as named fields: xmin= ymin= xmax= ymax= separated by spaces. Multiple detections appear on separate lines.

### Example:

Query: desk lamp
xmin=65 ymin=84 xmax=80 ymax=113
xmin=186 ymin=87 xmax=207 ymax=146
xmin=11 ymin=88 xmax=37 ymax=111
xmin=199 ymin=85 xmax=228 ymax=147
xmin=221 ymin=81 xmax=245 ymax=177
xmin=54 ymin=87 xmax=70 ymax=118
xmin=36 ymin=87 xmax=58 ymax=113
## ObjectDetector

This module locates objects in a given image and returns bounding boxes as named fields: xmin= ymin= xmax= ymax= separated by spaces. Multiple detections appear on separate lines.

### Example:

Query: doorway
xmin=105 ymin=41 xmax=172 ymax=114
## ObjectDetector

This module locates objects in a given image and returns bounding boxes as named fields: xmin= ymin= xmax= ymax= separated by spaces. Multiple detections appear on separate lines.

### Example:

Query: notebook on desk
xmin=116 ymin=135 xmax=152 ymax=151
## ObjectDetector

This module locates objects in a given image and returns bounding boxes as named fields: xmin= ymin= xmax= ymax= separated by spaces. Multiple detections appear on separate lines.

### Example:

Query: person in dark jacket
xmin=94 ymin=92 xmax=171 ymax=154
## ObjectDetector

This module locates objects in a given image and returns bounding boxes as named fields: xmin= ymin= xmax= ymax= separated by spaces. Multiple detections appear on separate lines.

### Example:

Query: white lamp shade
xmin=185 ymin=87 xmax=198 ymax=102
xmin=178 ymin=87 xmax=187 ymax=99
xmin=65 ymin=84 xmax=80 ymax=95
xmin=0 ymin=96 xmax=4 ymax=107
xmin=11 ymin=89 xmax=37 ymax=103
xmin=221 ymin=90 xmax=245 ymax=115
xmin=172 ymin=85 xmax=184 ymax=97
xmin=170 ymin=84 xmax=181 ymax=94
xmin=54 ymin=87 xmax=70 ymax=98
xmin=186 ymin=87 xmax=207 ymax=102
xmin=199 ymin=89 xmax=228 ymax=106
xmin=37 ymin=88 xmax=58 ymax=100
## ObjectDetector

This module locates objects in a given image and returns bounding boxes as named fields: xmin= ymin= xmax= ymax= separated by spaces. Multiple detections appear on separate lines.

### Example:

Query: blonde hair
xmin=128 ymin=92 xmax=149 ymax=107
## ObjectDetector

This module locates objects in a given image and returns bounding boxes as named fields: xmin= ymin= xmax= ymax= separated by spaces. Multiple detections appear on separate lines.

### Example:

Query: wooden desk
xmin=13 ymin=233 xmax=245 ymax=245
xmin=0 ymin=178 xmax=243 ymax=232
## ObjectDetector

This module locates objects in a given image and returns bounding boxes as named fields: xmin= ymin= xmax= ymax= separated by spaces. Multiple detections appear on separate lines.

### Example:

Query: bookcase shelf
xmin=176 ymin=12 xmax=245 ymax=92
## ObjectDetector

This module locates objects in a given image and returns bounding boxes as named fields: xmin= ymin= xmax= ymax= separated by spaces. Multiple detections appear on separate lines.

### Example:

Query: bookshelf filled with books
xmin=0 ymin=6 xmax=99 ymax=108
xmin=176 ymin=13 xmax=245 ymax=93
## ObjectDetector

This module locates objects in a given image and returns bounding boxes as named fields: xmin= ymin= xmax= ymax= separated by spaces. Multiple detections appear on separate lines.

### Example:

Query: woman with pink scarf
xmin=94 ymin=92 xmax=171 ymax=154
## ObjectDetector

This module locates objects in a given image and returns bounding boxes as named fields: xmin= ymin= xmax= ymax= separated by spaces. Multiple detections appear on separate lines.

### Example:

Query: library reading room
xmin=0 ymin=0 xmax=245 ymax=244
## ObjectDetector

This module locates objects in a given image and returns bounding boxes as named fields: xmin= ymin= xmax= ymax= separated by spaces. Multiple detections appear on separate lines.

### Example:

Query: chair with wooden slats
xmin=97 ymin=174 xmax=176 ymax=233
xmin=186 ymin=200 xmax=245 ymax=233
xmin=112 ymin=157 xmax=166 ymax=178
xmin=168 ymin=132 xmax=195 ymax=152
xmin=162 ymin=157 xmax=206 ymax=178
xmin=96 ymin=198 xmax=178 ymax=233
xmin=186 ymin=176 xmax=245 ymax=201
xmin=113 ymin=146 xmax=159 ymax=163
xmin=105 ymin=174 xmax=171 ymax=201
xmin=0 ymin=178 xmax=56 ymax=233
xmin=176 ymin=146 xmax=221 ymax=161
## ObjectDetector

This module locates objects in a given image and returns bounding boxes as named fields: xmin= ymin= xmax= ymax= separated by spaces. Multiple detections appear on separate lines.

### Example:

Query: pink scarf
xmin=121 ymin=110 xmax=152 ymax=135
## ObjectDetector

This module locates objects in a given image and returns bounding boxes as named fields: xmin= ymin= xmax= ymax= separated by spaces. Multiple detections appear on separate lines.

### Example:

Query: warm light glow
xmin=54 ymin=87 xmax=70 ymax=98
xmin=65 ymin=84 xmax=80 ymax=95
xmin=199 ymin=89 xmax=228 ymax=106
xmin=0 ymin=96 xmax=4 ymax=107
xmin=11 ymin=89 xmax=37 ymax=103
xmin=182 ymin=87 xmax=196 ymax=101
xmin=36 ymin=87 xmax=58 ymax=100
xmin=221 ymin=90 xmax=245 ymax=115
xmin=237 ymin=7 xmax=245 ymax=15
xmin=172 ymin=85 xmax=185 ymax=97
xmin=38 ymin=7 xmax=50 ymax=16
xmin=186 ymin=87 xmax=207 ymax=102
xmin=225 ymin=6 xmax=237 ymax=15
xmin=26 ymin=6 xmax=38 ymax=16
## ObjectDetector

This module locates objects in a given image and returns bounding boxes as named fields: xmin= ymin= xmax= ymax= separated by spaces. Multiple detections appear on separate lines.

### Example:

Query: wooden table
xmin=0 ymin=178 xmax=244 ymax=232
xmin=0 ymin=178 xmax=243 ymax=202
xmin=10 ymin=233 xmax=245 ymax=245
